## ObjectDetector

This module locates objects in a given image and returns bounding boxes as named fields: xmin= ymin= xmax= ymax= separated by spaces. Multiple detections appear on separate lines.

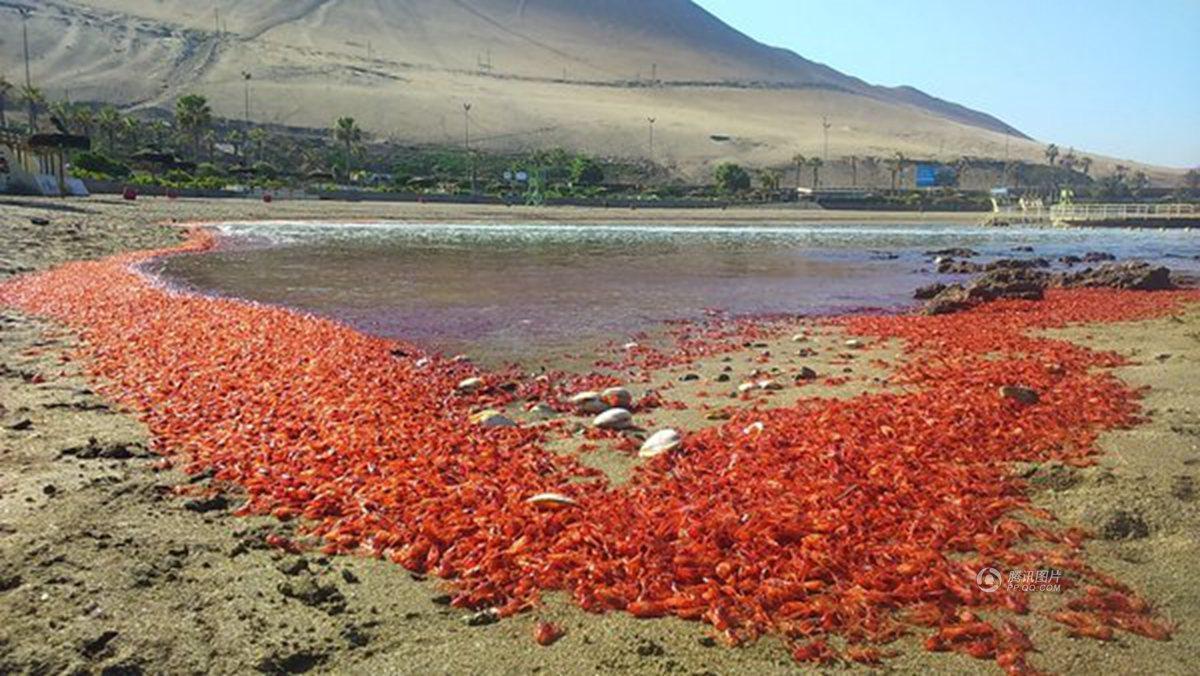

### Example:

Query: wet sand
xmin=1 ymin=195 xmax=1198 ymax=674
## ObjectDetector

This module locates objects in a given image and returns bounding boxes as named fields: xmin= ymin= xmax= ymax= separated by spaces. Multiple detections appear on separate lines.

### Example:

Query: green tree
xmin=1044 ymin=143 xmax=1060 ymax=167
xmin=1078 ymin=156 xmax=1093 ymax=177
xmin=19 ymin=85 xmax=46 ymax=131
xmin=97 ymin=106 xmax=123 ymax=153
xmin=569 ymin=156 xmax=604 ymax=186
xmin=758 ymin=168 xmax=781 ymax=192
xmin=175 ymin=94 xmax=212 ymax=160
xmin=0 ymin=74 xmax=12 ymax=128
xmin=1184 ymin=168 xmax=1200 ymax=193
xmin=333 ymin=117 xmax=363 ymax=179
xmin=714 ymin=162 xmax=751 ymax=194
xmin=953 ymin=157 xmax=971 ymax=189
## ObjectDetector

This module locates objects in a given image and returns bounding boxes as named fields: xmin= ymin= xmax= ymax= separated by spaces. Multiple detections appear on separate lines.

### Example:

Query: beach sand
xmin=1 ymin=196 xmax=1197 ymax=674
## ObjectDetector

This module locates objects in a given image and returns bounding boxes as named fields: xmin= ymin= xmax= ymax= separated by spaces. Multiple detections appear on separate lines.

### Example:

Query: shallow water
xmin=156 ymin=222 xmax=1200 ymax=364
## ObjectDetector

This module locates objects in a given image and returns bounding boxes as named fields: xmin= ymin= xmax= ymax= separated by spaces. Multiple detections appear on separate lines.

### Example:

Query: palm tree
xmin=0 ymin=74 xmax=12 ymax=128
xmin=792 ymin=153 xmax=806 ymax=189
xmin=848 ymin=155 xmax=859 ymax=187
xmin=757 ymin=169 xmax=781 ymax=195
xmin=886 ymin=152 xmax=906 ymax=193
xmin=807 ymin=157 xmax=823 ymax=189
xmin=175 ymin=94 xmax=213 ymax=160
xmin=19 ymin=85 xmax=46 ymax=131
xmin=97 ymin=106 xmax=122 ymax=153
xmin=121 ymin=116 xmax=143 ymax=152
xmin=72 ymin=106 xmax=95 ymax=139
xmin=49 ymin=100 xmax=72 ymax=132
xmin=953 ymin=157 xmax=970 ymax=189
xmin=333 ymin=117 xmax=363 ymax=179
xmin=1044 ymin=143 xmax=1060 ymax=167
xmin=148 ymin=120 xmax=171 ymax=151
xmin=1078 ymin=156 xmax=1093 ymax=177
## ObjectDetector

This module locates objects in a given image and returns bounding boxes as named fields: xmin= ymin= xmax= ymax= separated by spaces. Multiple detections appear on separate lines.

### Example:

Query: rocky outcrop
xmin=1056 ymin=262 xmax=1174 ymax=291
xmin=923 ymin=259 xmax=1176 ymax=315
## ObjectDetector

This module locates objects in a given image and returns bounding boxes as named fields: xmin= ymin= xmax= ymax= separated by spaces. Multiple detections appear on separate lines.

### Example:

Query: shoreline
xmin=2 ymin=196 xmax=1199 ymax=674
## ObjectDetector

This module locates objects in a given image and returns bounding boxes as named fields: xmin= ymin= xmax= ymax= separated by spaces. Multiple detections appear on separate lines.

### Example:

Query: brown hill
xmin=0 ymin=0 xmax=1167 ymax=180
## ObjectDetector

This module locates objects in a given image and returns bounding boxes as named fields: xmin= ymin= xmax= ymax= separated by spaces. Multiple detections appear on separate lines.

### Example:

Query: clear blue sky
xmin=696 ymin=0 xmax=1200 ymax=168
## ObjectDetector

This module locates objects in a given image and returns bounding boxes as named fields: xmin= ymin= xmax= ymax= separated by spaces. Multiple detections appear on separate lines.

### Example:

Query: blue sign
xmin=916 ymin=164 xmax=957 ymax=188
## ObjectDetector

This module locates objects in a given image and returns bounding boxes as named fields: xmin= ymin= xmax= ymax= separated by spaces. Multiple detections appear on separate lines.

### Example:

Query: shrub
xmin=71 ymin=151 xmax=130 ymax=179
xmin=570 ymin=157 xmax=605 ymax=186
xmin=714 ymin=163 xmax=751 ymax=194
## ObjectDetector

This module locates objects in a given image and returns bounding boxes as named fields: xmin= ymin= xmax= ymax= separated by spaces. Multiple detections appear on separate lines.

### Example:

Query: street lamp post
xmin=463 ymin=103 xmax=475 ymax=194
xmin=647 ymin=117 xmax=656 ymax=160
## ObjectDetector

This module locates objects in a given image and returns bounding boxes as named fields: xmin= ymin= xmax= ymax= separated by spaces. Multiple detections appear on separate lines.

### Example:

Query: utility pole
xmin=242 ymin=71 xmax=252 ymax=125
xmin=22 ymin=9 xmax=32 ymax=90
xmin=647 ymin=117 xmax=656 ymax=160
xmin=822 ymin=116 xmax=831 ymax=162
xmin=463 ymin=103 xmax=475 ymax=194
xmin=21 ymin=8 xmax=34 ymax=130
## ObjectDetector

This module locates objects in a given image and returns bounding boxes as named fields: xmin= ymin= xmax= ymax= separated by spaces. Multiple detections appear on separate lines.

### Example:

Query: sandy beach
xmin=1 ymin=196 xmax=1198 ymax=675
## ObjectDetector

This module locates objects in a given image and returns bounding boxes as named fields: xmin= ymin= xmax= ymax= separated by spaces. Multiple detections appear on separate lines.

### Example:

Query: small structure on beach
xmin=0 ymin=129 xmax=91 ymax=196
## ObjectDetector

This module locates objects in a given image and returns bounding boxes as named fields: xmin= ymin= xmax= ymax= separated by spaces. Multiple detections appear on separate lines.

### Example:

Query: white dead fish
xmin=526 ymin=492 xmax=579 ymax=507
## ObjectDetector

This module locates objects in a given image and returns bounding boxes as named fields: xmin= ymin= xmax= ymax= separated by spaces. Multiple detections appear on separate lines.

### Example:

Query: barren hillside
xmin=0 ymin=0 xmax=1166 ymax=179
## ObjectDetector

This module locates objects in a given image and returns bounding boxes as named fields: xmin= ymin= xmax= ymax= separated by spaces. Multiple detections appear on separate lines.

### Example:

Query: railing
xmin=1049 ymin=203 xmax=1198 ymax=222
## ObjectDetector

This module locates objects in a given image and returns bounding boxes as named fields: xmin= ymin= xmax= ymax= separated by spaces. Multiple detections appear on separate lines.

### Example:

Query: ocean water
xmin=154 ymin=222 xmax=1200 ymax=364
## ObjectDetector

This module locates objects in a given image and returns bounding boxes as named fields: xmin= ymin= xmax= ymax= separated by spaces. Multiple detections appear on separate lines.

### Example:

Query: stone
xmin=600 ymin=387 xmax=634 ymax=409
xmin=714 ymin=373 xmax=731 ymax=383
xmin=455 ymin=377 xmax=484 ymax=394
xmin=999 ymin=386 xmax=1040 ymax=405
xmin=737 ymin=382 xmax=757 ymax=394
xmin=638 ymin=429 xmax=682 ymax=458
xmin=845 ymin=339 xmax=864 ymax=349
xmin=469 ymin=410 xmax=516 ymax=428
xmin=679 ymin=373 xmax=701 ymax=382
xmin=593 ymin=408 xmax=633 ymax=430
xmin=527 ymin=403 xmax=557 ymax=419
xmin=569 ymin=391 xmax=608 ymax=414
xmin=791 ymin=334 xmax=809 ymax=343
xmin=757 ymin=379 xmax=783 ymax=391
xmin=794 ymin=367 xmax=818 ymax=381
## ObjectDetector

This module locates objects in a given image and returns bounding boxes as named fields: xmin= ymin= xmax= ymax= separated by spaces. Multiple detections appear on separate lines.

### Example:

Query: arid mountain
xmin=0 ymin=0 xmax=1160 ymax=178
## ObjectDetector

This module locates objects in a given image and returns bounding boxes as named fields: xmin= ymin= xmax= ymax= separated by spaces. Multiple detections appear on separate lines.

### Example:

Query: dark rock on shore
xmin=914 ymin=283 xmax=947 ymax=300
xmin=925 ymin=268 xmax=1048 ymax=315
xmin=1057 ymin=262 xmax=1174 ymax=291
xmin=923 ymin=260 xmax=1176 ymax=314
xmin=926 ymin=247 xmax=980 ymax=258
xmin=936 ymin=259 xmax=981 ymax=274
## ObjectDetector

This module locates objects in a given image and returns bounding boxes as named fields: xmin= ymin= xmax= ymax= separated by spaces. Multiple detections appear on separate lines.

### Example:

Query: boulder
xmin=1056 ymin=262 xmax=1174 ymax=291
